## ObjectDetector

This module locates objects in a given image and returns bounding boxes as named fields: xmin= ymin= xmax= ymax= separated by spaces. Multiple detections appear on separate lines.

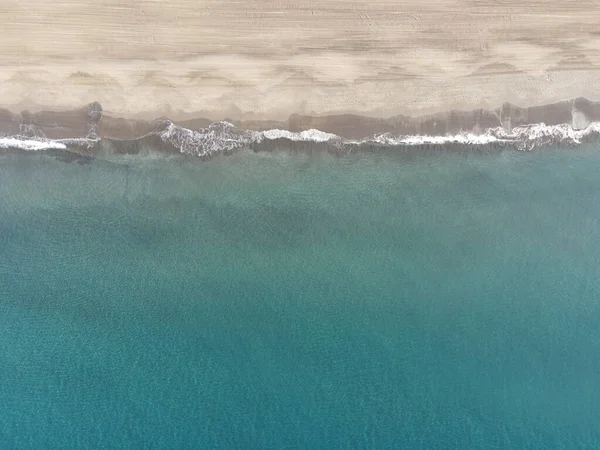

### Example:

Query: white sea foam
xmin=485 ymin=122 xmax=600 ymax=150
xmin=5 ymin=120 xmax=600 ymax=156
xmin=372 ymin=132 xmax=507 ymax=146
xmin=260 ymin=128 xmax=342 ymax=143
xmin=0 ymin=137 xmax=67 ymax=151
xmin=160 ymin=121 xmax=258 ymax=156
xmin=159 ymin=121 xmax=514 ymax=155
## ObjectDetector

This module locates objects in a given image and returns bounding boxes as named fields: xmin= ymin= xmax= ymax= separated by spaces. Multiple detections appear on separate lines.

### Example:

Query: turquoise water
xmin=1 ymin=148 xmax=600 ymax=448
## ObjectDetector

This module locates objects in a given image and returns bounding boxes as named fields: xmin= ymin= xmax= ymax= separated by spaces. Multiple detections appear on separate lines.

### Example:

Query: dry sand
xmin=1 ymin=0 xmax=600 ymax=120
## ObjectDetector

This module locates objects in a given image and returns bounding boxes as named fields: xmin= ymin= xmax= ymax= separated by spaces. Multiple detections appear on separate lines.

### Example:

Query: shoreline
xmin=2 ymin=98 xmax=600 ymax=157
xmin=1 ymin=97 xmax=600 ymax=141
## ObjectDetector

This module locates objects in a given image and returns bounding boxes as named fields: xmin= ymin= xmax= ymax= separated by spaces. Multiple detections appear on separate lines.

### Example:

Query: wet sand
xmin=1 ymin=0 xmax=600 ymax=122
xmin=3 ymin=98 xmax=600 ymax=141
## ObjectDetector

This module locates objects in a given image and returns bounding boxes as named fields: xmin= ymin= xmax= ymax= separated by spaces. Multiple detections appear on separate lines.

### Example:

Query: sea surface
xmin=1 ymin=147 xmax=600 ymax=448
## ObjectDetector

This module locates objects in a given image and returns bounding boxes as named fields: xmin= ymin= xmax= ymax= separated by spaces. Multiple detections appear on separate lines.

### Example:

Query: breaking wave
xmin=157 ymin=121 xmax=600 ymax=156
xmin=3 ymin=120 xmax=600 ymax=158
xmin=0 ymin=138 xmax=68 ymax=151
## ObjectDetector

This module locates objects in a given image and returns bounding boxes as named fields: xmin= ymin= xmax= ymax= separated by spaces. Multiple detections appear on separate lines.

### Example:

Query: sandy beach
xmin=1 ymin=0 xmax=600 ymax=122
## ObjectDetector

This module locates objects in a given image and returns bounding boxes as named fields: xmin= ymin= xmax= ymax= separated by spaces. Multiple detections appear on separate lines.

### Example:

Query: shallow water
xmin=1 ymin=148 xmax=600 ymax=448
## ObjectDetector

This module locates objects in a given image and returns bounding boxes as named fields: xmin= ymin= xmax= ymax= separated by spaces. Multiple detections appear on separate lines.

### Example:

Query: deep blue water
xmin=1 ymin=148 xmax=600 ymax=448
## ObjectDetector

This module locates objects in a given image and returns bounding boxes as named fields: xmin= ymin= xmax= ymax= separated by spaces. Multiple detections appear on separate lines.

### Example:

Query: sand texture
xmin=1 ymin=0 xmax=600 ymax=120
